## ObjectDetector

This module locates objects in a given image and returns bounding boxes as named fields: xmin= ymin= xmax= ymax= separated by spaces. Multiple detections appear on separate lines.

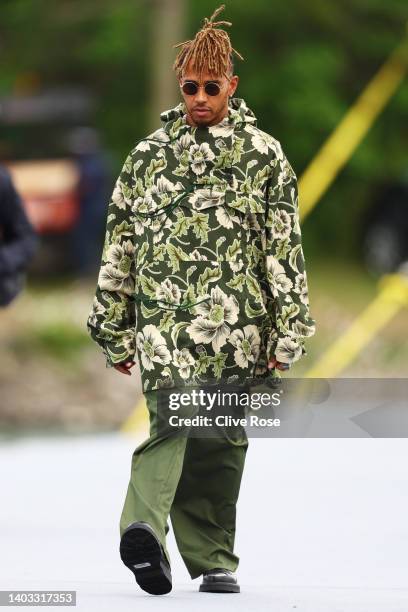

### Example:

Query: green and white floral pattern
xmin=86 ymin=97 xmax=316 ymax=391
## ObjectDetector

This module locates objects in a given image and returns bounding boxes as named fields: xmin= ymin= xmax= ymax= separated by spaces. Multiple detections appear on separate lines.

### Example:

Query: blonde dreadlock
xmin=172 ymin=4 xmax=244 ymax=80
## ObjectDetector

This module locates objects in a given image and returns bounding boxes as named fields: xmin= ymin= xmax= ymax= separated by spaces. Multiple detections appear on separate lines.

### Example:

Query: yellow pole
xmin=120 ymin=396 xmax=148 ymax=434
xmin=299 ymin=35 xmax=408 ymax=221
xmin=305 ymin=273 xmax=408 ymax=378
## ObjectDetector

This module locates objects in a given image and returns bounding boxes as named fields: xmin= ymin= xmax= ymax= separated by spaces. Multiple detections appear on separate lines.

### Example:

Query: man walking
xmin=87 ymin=4 xmax=315 ymax=595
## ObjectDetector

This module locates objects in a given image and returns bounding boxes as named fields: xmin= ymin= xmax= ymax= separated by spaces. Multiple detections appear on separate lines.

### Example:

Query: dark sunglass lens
xmin=205 ymin=83 xmax=220 ymax=96
xmin=182 ymin=82 xmax=198 ymax=95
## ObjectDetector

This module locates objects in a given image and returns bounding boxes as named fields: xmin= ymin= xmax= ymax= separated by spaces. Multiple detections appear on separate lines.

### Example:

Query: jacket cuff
xmin=268 ymin=332 xmax=307 ymax=365
xmin=95 ymin=334 xmax=136 ymax=369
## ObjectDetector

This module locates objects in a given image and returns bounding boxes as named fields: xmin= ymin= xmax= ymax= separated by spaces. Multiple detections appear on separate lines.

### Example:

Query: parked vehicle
xmin=0 ymin=87 xmax=111 ymax=276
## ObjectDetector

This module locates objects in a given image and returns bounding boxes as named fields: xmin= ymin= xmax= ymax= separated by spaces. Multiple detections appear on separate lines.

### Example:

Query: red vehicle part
xmin=5 ymin=159 xmax=80 ymax=234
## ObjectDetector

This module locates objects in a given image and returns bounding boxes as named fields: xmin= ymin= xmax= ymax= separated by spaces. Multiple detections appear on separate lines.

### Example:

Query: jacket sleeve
xmin=86 ymin=151 xmax=138 ymax=368
xmin=263 ymin=142 xmax=316 ymax=365
xmin=0 ymin=168 xmax=39 ymax=276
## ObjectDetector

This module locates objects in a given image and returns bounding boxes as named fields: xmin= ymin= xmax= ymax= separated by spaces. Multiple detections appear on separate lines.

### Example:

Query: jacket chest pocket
xmin=223 ymin=189 xmax=267 ymax=265
xmin=190 ymin=188 xmax=268 ymax=317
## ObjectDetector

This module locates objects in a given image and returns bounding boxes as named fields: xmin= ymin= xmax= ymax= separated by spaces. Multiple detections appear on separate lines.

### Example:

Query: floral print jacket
xmin=86 ymin=97 xmax=316 ymax=392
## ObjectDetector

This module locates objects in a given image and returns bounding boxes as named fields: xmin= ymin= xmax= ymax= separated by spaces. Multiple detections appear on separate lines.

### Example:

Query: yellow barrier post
xmin=120 ymin=396 xmax=149 ymax=434
xmin=305 ymin=271 xmax=408 ymax=378
xmin=299 ymin=35 xmax=408 ymax=221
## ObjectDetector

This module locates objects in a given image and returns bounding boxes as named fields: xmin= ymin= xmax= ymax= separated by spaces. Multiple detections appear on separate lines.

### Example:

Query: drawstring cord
xmin=130 ymin=293 xmax=211 ymax=311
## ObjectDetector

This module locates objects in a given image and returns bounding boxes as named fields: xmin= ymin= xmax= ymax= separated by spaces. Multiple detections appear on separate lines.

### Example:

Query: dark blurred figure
xmin=0 ymin=165 xmax=38 ymax=307
xmin=360 ymin=176 xmax=408 ymax=276
xmin=66 ymin=127 xmax=111 ymax=277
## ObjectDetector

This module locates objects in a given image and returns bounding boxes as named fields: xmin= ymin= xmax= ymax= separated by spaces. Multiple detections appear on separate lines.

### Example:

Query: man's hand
xmin=113 ymin=360 xmax=136 ymax=375
xmin=268 ymin=357 xmax=290 ymax=371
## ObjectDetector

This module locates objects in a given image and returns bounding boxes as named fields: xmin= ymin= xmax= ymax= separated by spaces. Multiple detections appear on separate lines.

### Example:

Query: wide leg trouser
xmin=119 ymin=386 xmax=249 ymax=580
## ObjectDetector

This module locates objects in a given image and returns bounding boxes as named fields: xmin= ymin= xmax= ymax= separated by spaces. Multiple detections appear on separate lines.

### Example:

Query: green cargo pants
xmin=119 ymin=385 xmax=249 ymax=580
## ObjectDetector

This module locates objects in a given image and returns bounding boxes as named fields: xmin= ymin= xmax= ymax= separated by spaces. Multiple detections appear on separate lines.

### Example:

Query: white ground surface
xmin=0 ymin=432 xmax=407 ymax=611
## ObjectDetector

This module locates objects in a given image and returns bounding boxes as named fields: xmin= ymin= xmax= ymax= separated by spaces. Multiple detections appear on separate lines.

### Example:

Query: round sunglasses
xmin=180 ymin=80 xmax=222 ymax=96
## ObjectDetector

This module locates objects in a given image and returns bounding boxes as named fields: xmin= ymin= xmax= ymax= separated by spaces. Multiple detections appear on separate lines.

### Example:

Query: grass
xmin=11 ymin=322 xmax=90 ymax=364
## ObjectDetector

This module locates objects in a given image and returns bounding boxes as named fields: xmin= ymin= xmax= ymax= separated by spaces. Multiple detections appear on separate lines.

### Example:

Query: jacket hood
xmin=160 ymin=97 xmax=257 ymax=137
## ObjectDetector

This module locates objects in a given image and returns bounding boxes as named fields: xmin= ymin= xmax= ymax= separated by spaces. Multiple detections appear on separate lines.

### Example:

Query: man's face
xmin=178 ymin=61 xmax=239 ymax=127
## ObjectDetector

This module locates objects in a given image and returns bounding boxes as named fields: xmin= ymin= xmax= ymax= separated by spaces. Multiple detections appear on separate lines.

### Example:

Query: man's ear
xmin=229 ymin=75 xmax=239 ymax=96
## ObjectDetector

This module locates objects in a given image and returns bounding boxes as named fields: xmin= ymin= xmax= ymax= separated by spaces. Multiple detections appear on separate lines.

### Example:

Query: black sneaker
xmin=119 ymin=521 xmax=172 ymax=595
xmin=199 ymin=568 xmax=240 ymax=593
